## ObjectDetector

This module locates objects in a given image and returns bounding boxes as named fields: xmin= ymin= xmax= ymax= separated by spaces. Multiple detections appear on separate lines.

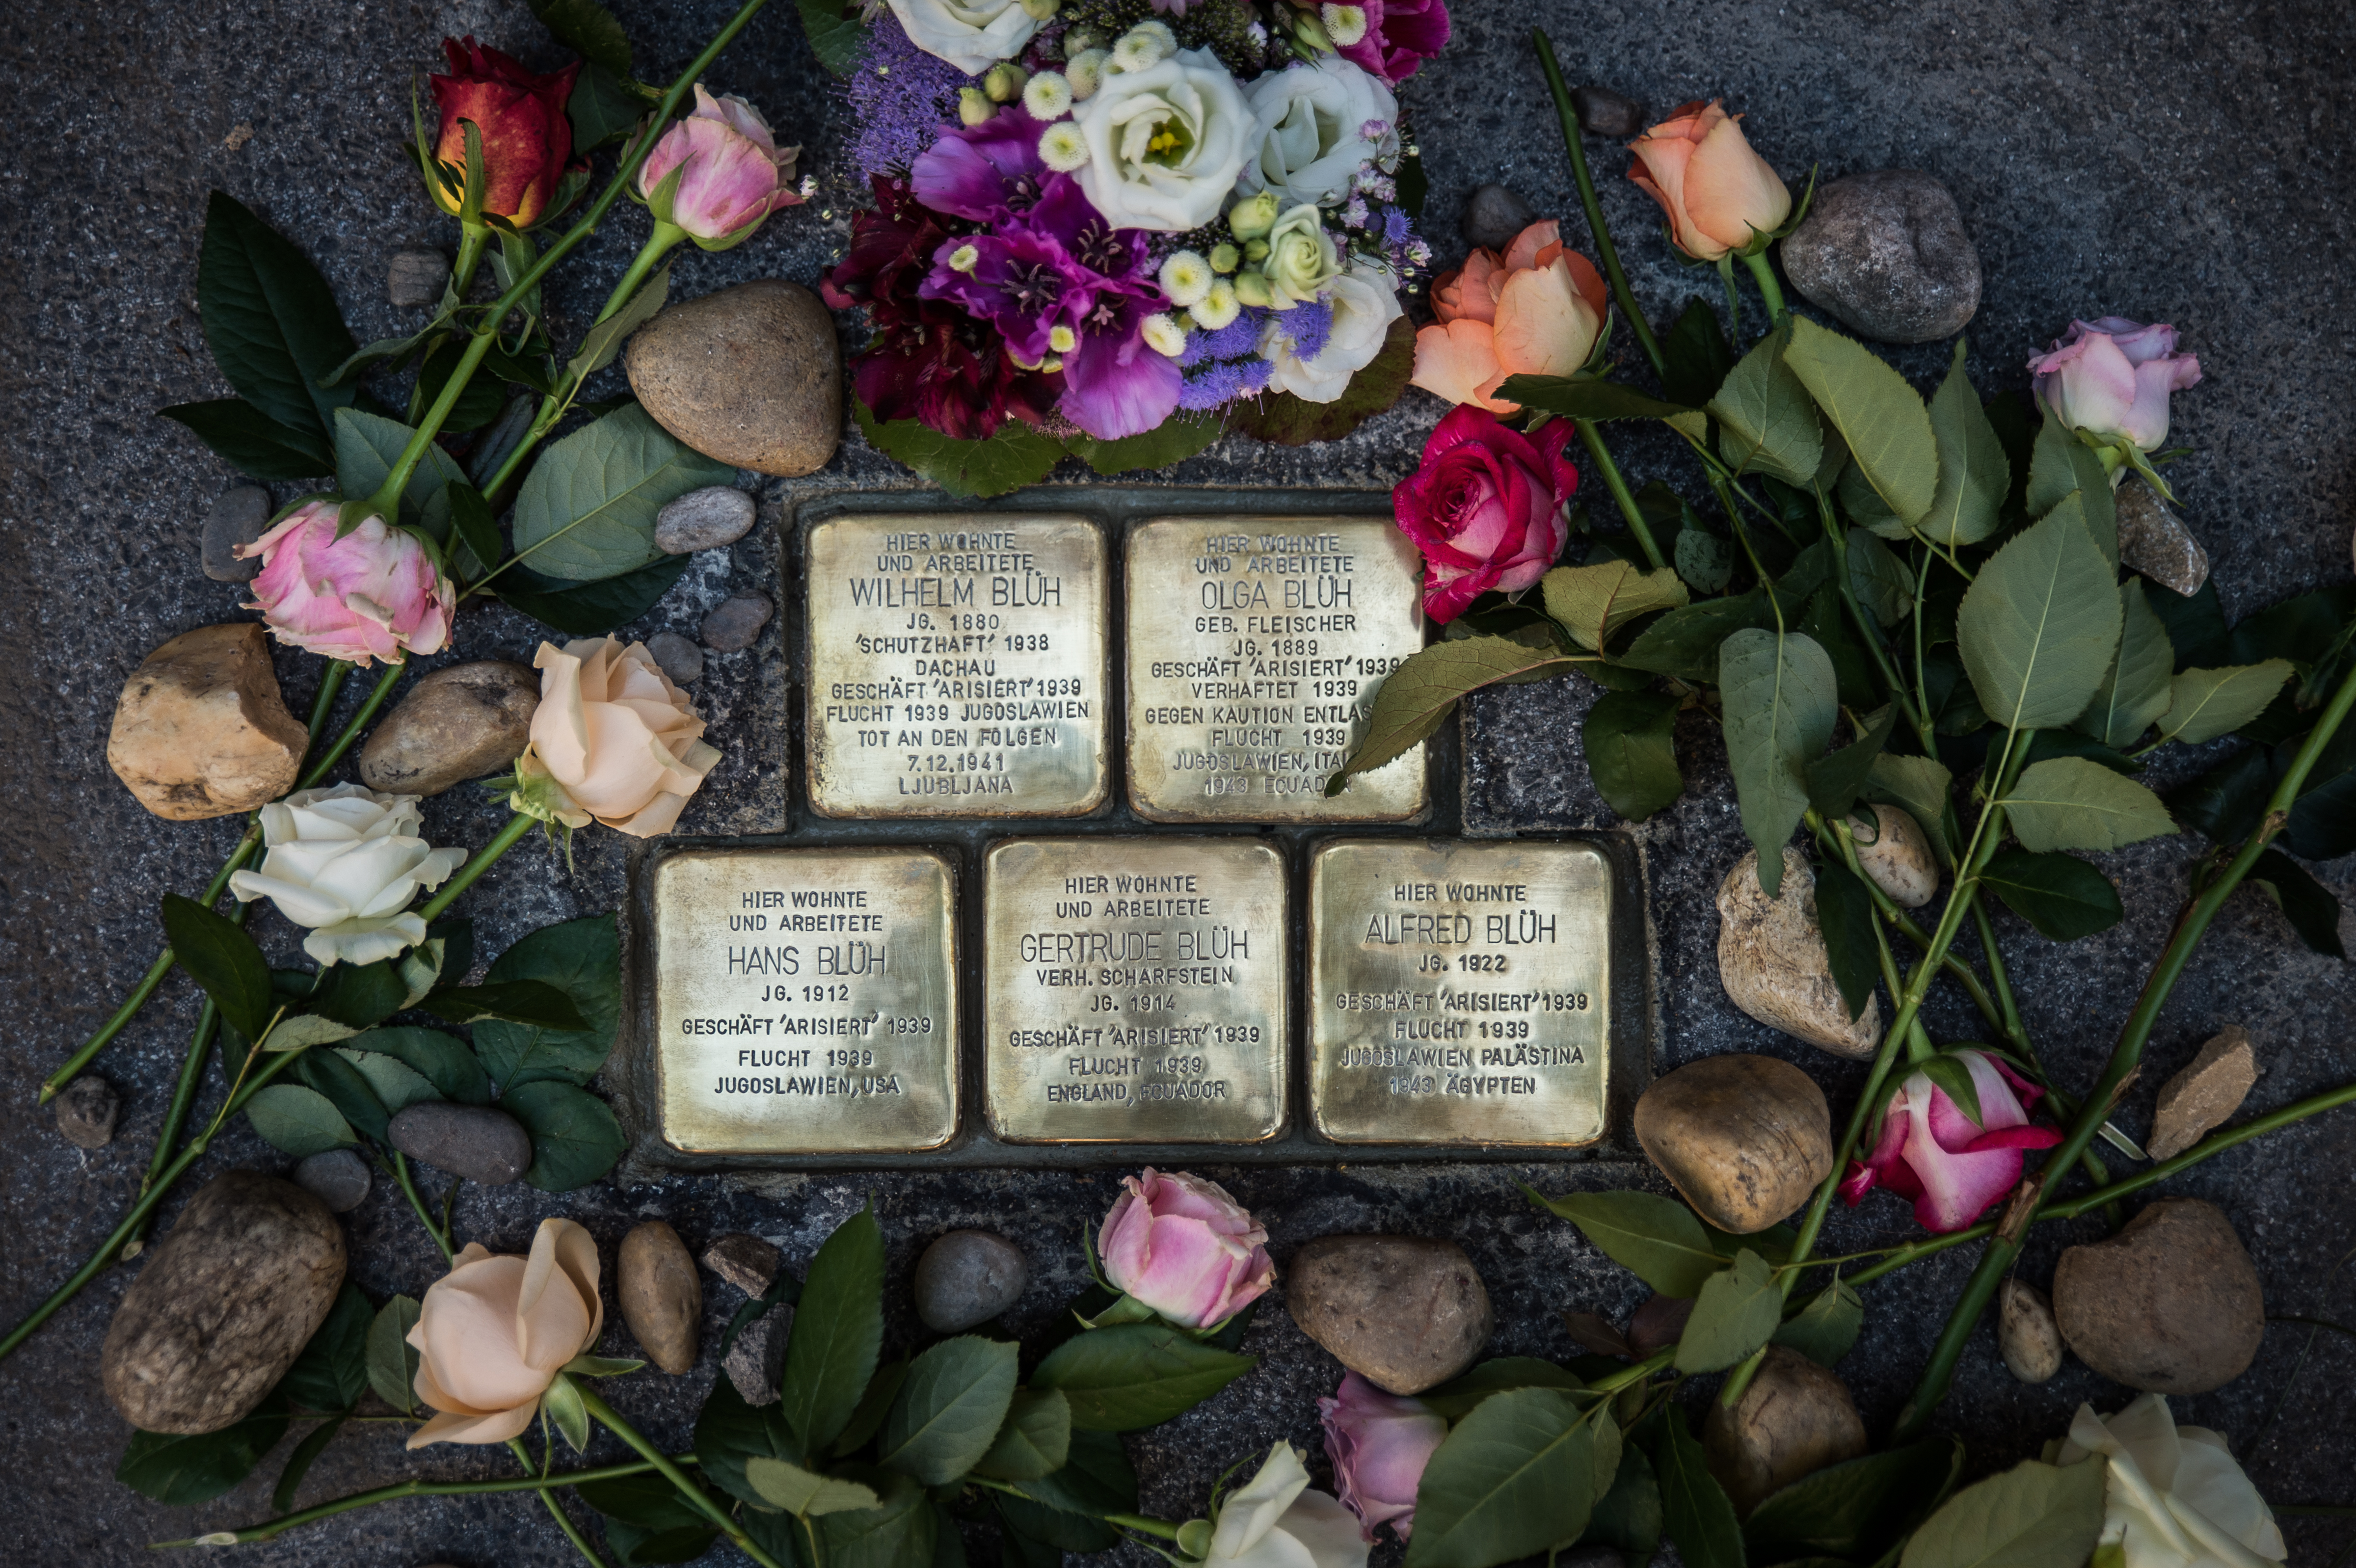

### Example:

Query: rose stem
xmin=369 ymin=0 xmax=773 ymax=516
xmin=506 ymin=1437 xmax=612 ymax=1568
xmin=1531 ymin=28 xmax=1665 ymax=378
xmin=1571 ymin=420 xmax=1667 ymax=570
xmin=572 ymin=1382 xmax=789 ymax=1568
xmin=1891 ymin=658 xmax=2356 ymax=1440
xmin=145 ymin=1456 xmax=673 ymax=1548
xmin=419 ymin=812 xmax=536 ymax=923
xmin=1740 ymin=251 xmax=1789 ymax=322
xmin=967 ymin=1477 xmax=1183 ymax=1540
xmin=387 ymin=1151 xmax=456 ymax=1264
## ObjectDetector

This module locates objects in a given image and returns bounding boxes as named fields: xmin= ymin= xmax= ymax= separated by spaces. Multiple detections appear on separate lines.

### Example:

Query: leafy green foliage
xmin=2005 ymin=757 xmax=2176 ymax=852
xmin=293 ymin=1047 xmax=392 ymax=1139
xmin=1499 ymin=376 xmax=1695 ymax=423
xmin=1676 ymin=1250 xmax=1782 ymax=1373
xmin=818 ymin=1470 xmax=937 ymax=1567
xmin=1898 ymin=1457 xmax=2107 ymax=1568
xmin=2249 ymin=848 xmax=2347 ymax=958
xmin=1866 ymin=753 xmax=1956 ymax=865
xmin=2027 ymin=418 xmax=2117 ymax=563
xmin=1621 ymin=592 xmax=1777 ymax=682
xmin=1545 ymin=561 xmax=1690 ymax=650
xmin=783 ymin=1207 xmax=887 ymax=1459
xmin=1807 ymin=704 xmax=1898 ymax=820
xmin=1958 ymin=508 xmax=2123 ymax=730
xmin=509 ymin=403 xmax=733 ymax=582
xmin=1660 ymin=297 xmax=1736 ymax=406
xmin=1746 ymin=1436 xmax=1962 ymax=1564
xmin=1648 ymin=1406 xmax=1745 ymax=1568
xmin=1583 ymin=690 xmax=1684 ymax=820
xmin=162 ymin=893 xmax=274 ymax=1042
xmin=1981 ymin=848 xmax=2124 ymax=941
xmin=496 ymin=555 xmax=692 ymax=636
xmin=350 ymin=1026 xmax=492 ymax=1104
xmin=338 ymin=1047 xmax=438 ymax=1115
xmin=244 ymin=1084 xmax=355 ymax=1156
xmin=1031 ymin=1323 xmax=1255 ymax=1430
xmin=529 ymin=0 xmax=631 ymax=73
xmin=2288 ymin=768 xmax=2356 ymax=859
xmin=2076 ymin=580 xmax=2176 ymax=747
xmin=1417 ymin=1357 xmax=1587 ymax=1422
xmin=1327 ymin=636 xmax=1585 ymax=792
xmin=192 ymin=190 xmax=359 ymax=446
xmin=579 ymin=1470 xmax=722 ymax=1564
xmin=1232 ymin=315 xmax=1415 ymax=443
xmin=566 ymin=262 xmax=671 ymax=389
xmin=878 ymin=1336 xmax=1018 ymax=1484
xmin=696 ymin=1373 xmax=802 ymax=1507
xmin=974 ymin=1388 xmax=1072 ymax=1481
xmin=798 ymin=0 xmax=873 ymax=73
xmin=158 ymin=399 xmax=329 ymax=478
xmin=1784 ymin=317 xmax=1938 ymax=524
xmin=1709 ymin=325 xmax=1821 ymax=486
xmin=471 ymin=915 xmax=621 ymax=1091
xmin=333 ymin=406 xmax=471 ymax=530
xmin=857 ymin=401 xmax=1066 ymax=497
xmin=1847 ymin=530 xmax=1917 ymax=626
xmin=1526 ymin=1188 xmax=1725 ymax=1297
xmin=277 ymin=1280 xmax=375 ymax=1414
xmin=745 ymin=1455 xmax=883 ymax=1515
xmin=1773 ymin=1277 xmax=1865 ymax=1366
xmin=1719 ymin=628 xmax=1839 ymax=896
xmin=117 ymin=1404 xmax=290 ymax=1506
xmin=1920 ymin=341 xmax=2008 ymax=547
xmin=1063 ymin=411 xmax=1224 ymax=473
xmin=2159 ymin=661 xmax=2296 ymax=745
xmin=1813 ymin=856 xmax=1882 ymax=1021
xmin=1406 ymin=1388 xmax=1598 ymax=1568
xmin=367 ymin=1295 xmax=423 ymax=1414
xmin=504 ymin=1079 xmax=627 ymax=1191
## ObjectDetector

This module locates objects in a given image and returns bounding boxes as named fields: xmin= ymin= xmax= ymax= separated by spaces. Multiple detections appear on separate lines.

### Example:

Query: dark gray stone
xmin=723 ymin=1305 xmax=791 ymax=1406
xmin=54 ymin=1075 xmax=118 ymax=1149
xmin=1460 ymin=183 xmax=1537 ymax=252
xmin=646 ymin=630 xmax=704 ymax=686
xmin=387 ymin=248 xmax=448 ymax=308
xmin=200 ymin=486 xmax=268 ymax=584
xmin=702 ymin=1231 xmax=779 ymax=1297
xmin=1572 ymin=83 xmax=1645 ymax=138
xmin=1782 ymin=169 xmax=1982 ymax=344
xmin=700 ymin=593 xmax=774 ymax=653
xmin=385 ymin=1104 xmax=532 ymax=1187
xmin=913 ymin=1230 xmax=1028 ymax=1332
xmin=655 ymin=486 xmax=757 ymax=554
xmin=292 ymin=1148 xmax=371 ymax=1213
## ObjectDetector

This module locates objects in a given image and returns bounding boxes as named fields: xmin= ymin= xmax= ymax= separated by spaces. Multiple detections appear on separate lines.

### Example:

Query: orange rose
xmin=520 ymin=638 xmax=721 ymax=838
xmin=407 ymin=1219 xmax=604 ymax=1448
xmin=1627 ymin=100 xmax=1791 ymax=262
xmin=1410 ymin=220 xmax=1608 ymax=414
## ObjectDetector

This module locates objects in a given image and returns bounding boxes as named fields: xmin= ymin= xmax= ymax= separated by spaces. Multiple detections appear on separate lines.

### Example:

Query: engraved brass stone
xmin=806 ymin=513 xmax=1109 ymax=818
xmin=983 ymin=837 xmax=1287 ymax=1143
xmin=654 ymin=847 xmax=958 ymax=1155
xmin=1125 ymin=515 xmax=1427 ymax=823
xmin=1308 ymin=840 xmax=1609 ymax=1145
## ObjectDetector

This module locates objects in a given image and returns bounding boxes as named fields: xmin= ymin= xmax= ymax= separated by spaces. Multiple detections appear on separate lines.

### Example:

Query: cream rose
xmin=1236 ymin=57 xmax=1398 ymax=209
xmin=1071 ymin=47 xmax=1252 ymax=231
xmin=1260 ymin=203 xmax=1341 ymax=308
xmin=227 ymin=784 xmax=467 ymax=966
xmin=2054 ymin=1396 xmax=2286 ymax=1568
xmin=521 ymin=638 xmax=720 ymax=838
xmin=885 ymin=0 xmax=1039 ymax=76
xmin=407 ymin=1219 xmax=604 ymax=1448
xmin=1262 ymin=265 xmax=1402 ymax=403
xmin=1198 ymin=1443 xmax=1367 ymax=1568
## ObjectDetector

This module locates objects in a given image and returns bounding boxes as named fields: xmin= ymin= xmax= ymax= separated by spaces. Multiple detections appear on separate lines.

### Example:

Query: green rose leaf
xmin=2005 ymin=757 xmax=2177 ymax=853
xmin=244 ymin=1084 xmax=355 ymax=1157
xmin=1031 ymin=1323 xmax=1255 ymax=1431
xmin=1897 ymin=1457 xmax=2108 ymax=1568
xmin=494 ymin=555 xmax=693 ymax=637
xmin=1498 ymin=376 xmax=1697 ymax=424
xmin=783 ymin=1206 xmax=887 ymax=1460
xmin=1326 ymin=636 xmax=1586 ymax=794
xmin=117 ymin=1405 xmax=292 ymax=1506
xmin=276 ymin=1279 xmax=375 ymax=1414
xmin=1648 ymin=1405 xmax=1745 ymax=1568
xmin=1619 ymin=591 xmax=1778 ymax=683
xmin=1812 ymin=856 xmax=1881 ymax=1022
xmin=336 ymin=1048 xmax=439 ymax=1114
xmin=260 ymin=1013 xmax=361 ymax=1053
xmin=1783 ymin=316 xmax=1937 ymax=523
xmin=877 ymin=1335 xmax=1019 ymax=1485
xmin=2075 ymin=580 xmax=2177 ymax=747
xmin=997 ymin=1429 xmax=1137 ymax=1551
xmin=1524 ymin=1188 xmax=1725 ymax=1298
xmin=1958 ymin=506 xmax=2123 ymax=731
xmin=2249 ymin=847 xmax=2348 ymax=959
xmin=817 ymin=1469 xmax=937 ymax=1568
xmin=502 ymin=1080 xmax=627 ymax=1192
xmin=333 ymin=406 xmax=471 ymax=531
xmin=470 ymin=914 xmax=621 ymax=1092
xmin=744 ymin=1455 xmax=883 ymax=1516
xmin=1806 ymin=704 xmax=1899 ymax=822
xmin=1582 ymin=690 xmax=1684 ymax=821
xmin=1062 ymin=410 xmax=1225 ymax=474
xmin=2158 ymin=661 xmax=2296 ymax=746
xmin=527 ymin=0 xmax=631 ymax=78
xmin=1543 ymin=561 xmax=1691 ymax=651
xmin=1718 ymin=628 xmax=1839 ymax=897
xmin=1659 ymin=296 xmax=1736 ymax=406
xmin=1919 ymin=340 xmax=2009 ymax=548
xmin=577 ymin=1469 xmax=721 ymax=1561
xmin=1846 ymin=529 xmax=1917 ymax=626
xmin=158 ymin=399 xmax=331 ymax=480
xmin=1405 ymin=1387 xmax=1598 ymax=1568
xmin=2027 ymin=418 xmax=2118 ymax=564
xmin=1676 ymin=1250 xmax=1782 ymax=1373
xmin=1588 ymin=1440 xmax=1665 ymax=1564
xmin=1229 ymin=315 xmax=1416 ymax=445
xmin=796 ymin=0 xmax=871 ymax=73
xmin=1864 ymin=751 xmax=1956 ymax=866
xmin=696 ymin=1373 xmax=802 ymax=1508
xmin=1981 ymin=848 xmax=2125 ymax=941
xmin=973 ymin=1388 xmax=1072 ymax=1481
xmin=161 ymin=894 xmax=274 ymax=1044
xmin=1708 ymin=323 xmax=1822 ymax=486
xmin=511 ymin=402 xmax=733 ymax=581
xmin=1416 ymin=1357 xmax=1585 ymax=1423
xmin=1745 ymin=1435 xmax=1963 ymax=1565
xmin=1772 ymin=1277 xmax=1865 ymax=1367
xmin=857 ymin=401 xmax=1067 ymax=498
xmin=366 ymin=1294 xmax=423 ymax=1415
xmin=348 ymin=1026 xmax=493 ymax=1104
xmin=194 ymin=190 xmax=359 ymax=445
xmin=422 ymin=980 xmax=590 ymax=1033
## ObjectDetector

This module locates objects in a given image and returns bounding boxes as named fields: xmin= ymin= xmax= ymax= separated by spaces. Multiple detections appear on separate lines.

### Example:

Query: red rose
xmin=428 ymin=37 xmax=583 ymax=228
xmin=1392 ymin=405 xmax=1578 ymax=623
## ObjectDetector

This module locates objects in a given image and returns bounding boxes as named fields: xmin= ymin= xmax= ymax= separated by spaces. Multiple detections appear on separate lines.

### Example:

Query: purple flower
xmin=846 ymin=22 xmax=967 ymax=178
xmin=1065 ymin=292 xmax=1185 ymax=437
xmin=1177 ymin=355 xmax=1271 ymax=410
xmin=1283 ymin=297 xmax=1335 ymax=362
xmin=910 ymin=107 xmax=1053 ymax=222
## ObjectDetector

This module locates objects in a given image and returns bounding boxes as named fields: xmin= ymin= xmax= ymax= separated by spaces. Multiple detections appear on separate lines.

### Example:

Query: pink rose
xmin=1334 ymin=0 xmax=1451 ymax=83
xmin=1392 ymin=405 xmax=1578 ymax=623
xmin=520 ymin=638 xmax=721 ymax=838
xmin=1412 ymin=219 xmax=1609 ymax=414
xmin=1626 ymin=100 xmax=1791 ymax=262
xmin=1319 ymin=1371 xmax=1447 ymax=1541
xmin=1839 ymin=1049 xmax=2064 ymax=1232
xmin=239 ymin=500 xmax=455 ymax=666
xmin=636 ymin=84 xmax=805 ymax=250
xmin=1098 ymin=1168 xmax=1274 ymax=1329
xmin=2028 ymin=317 xmax=2201 ymax=452
xmin=407 ymin=1219 xmax=604 ymax=1448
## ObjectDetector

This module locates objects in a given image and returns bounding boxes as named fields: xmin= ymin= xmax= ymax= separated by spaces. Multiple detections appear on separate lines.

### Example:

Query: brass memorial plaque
xmin=654 ymin=847 xmax=958 ymax=1155
xmin=806 ymin=514 xmax=1109 ymax=818
xmin=1125 ymin=515 xmax=1427 ymax=823
xmin=983 ymin=837 xmax=1287 ymax=1143
xmin=1309 ymin=841 xmax=1610 ymax=1145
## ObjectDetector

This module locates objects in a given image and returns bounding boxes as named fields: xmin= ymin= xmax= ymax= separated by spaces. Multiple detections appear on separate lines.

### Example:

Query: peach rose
xmin=407 ymin=1219 xmax=604 ymax=1448
xmin=1627 ymin=100 xmax=1791 ymax=262
xmin=520 ymin=637 xmax=721 ymax=837
xmin=1409 ymin=220 xmax=1607 ymax=415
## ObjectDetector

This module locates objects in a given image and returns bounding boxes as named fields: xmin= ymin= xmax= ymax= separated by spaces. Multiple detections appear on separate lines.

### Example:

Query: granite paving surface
xmin=3 ymin=0 xmax=2353 ymax=1563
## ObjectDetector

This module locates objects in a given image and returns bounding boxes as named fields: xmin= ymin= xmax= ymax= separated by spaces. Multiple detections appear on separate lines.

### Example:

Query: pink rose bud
xmin=1391 ymin=404 xmax=1578 ymax=623
xmin=1097 ymin=1168 xmax=1274 ymax=1328
xmin=1839 ymin=1049 xmax=2063 ymax=1233
xmin=2027 ymin=317 xmax=2201 ymax=452
xmin=635 ymin=84 xmax=807 ymax=250
xmin=1319 ymin=1371 xmax=1447 ymax=1541
xmin=238 ymin=500 xmax=455 ymax=665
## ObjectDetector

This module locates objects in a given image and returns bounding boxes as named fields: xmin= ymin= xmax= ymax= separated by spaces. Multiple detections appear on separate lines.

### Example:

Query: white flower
xmin=1065 ymin=49 xmax=1108 ymax=99
xmin=1262 ymin=265 xmax=1402 ymax=403
xmin=1236 ymin=57 xmax=1398 ymax=209
xmin=1321 ymin=4 xmax=1369 ymax=47
xmin=1141 ymin=313 xmax=1187 ymax=356
xmin=1111 ymin=27 xmax=1167 ymax=72
xmin=1202 ymin=1444 xmax=1367 ymax=1568
xmin=1038 ymin=123 xmax=1091 ymax=172
xmin=1023 ymin=70 xmax=1074 ymax=119
xmin=1193 ymin=277 xmax=1241 ymax=330
xmin=228 ymin=784 xmax=467 ymax=967
xmin=885 ymin=0 xmax=1039 ymax=76
xmin=1160 ymin=250 xmax=1214 ymax=308
xmin=1071 ymin=47 xmax=1253 ymax=232
xmin=2056 ymin=1396 xmax=2286 ymax=1568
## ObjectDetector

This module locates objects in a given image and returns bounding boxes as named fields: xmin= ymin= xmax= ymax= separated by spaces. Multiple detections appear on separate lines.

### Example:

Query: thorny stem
xmin=419 ymin=812 xmax=536 ymax=923
xmin=147 ymin=1457 xmax=670 ymax=1547
xmin=1573 ymin=418 xmax=1666 ymax=569
xmin=1740 ymin=249 xmax=1789 ymax=321
xmin=574 ymin=1382 xmax=789 ymax=1568
xmin=1532 ymin=29 xmax=1665 ymax=378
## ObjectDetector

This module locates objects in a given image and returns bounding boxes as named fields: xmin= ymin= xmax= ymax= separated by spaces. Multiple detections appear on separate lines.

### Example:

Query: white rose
xmin=1262 ymin=265 xmax=1403 ymax=403
xmin=1201 ymin=1444 xmax=1366 ymax=1568
xmin=885 ymin=0 xmax=1039 ymax=77
xmin=228 ymin=784 xmax=467 ymax=967
xmin=2055 ymin=1396 xmax=2286 ymax=1568
xmin=1071 ymin=47 xmax=1252 ymax=232
xmin=1235 ymin=57 xmax=1398 ymax=209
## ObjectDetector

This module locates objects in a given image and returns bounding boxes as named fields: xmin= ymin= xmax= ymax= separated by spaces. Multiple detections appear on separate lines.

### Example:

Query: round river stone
xmin=1286 ymin=1234 xmax=1492 ymax=1395
xmin=625 ymin=279 xmax=842 ymax=477
xmin=913 ymin=1230 xmax=1029 ymax=1333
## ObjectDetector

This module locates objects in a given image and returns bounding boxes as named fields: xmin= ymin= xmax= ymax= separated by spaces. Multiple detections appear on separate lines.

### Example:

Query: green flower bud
xmin=1243 ymin=237 xmax=1270 ymax=262
xmin=1175 ymin=1520 xmax=1214 ymax=1562
xmin=1232 ymin=270 xmax=1274 ymax=308
xmin=958 ymin=87 xmax=994 ymax=127
xmin=1228 ymin=190 xmax=1280 ymax=241
xmin=1208 ymin=241 xmax=1240 ymax=273
xmin=983 ymin=61 xmax=1029 ymax=103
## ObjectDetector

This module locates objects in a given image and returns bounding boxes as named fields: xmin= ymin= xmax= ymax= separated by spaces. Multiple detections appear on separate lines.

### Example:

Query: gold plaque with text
xmin=806 ymin=514 xmax=1109 ymax=818
xmin=1125 ymin=515 xmax=1427 ymax=823
xmin=654 ymin=847 xmax=958 ymax=1155
xmin=1309 ymin=841 xmax=1609 ymax=1145
xmin=983 ymin=837 xmax=1286 ymax=1143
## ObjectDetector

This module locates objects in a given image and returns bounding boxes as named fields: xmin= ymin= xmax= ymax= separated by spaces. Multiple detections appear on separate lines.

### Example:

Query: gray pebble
xmin=1572 ymin=83 xmax=1645 ymax=139
xmin=388 ymin=248 xmax=450 ymax=309
xmin=292 ymin=1148 xmax=373 ymax=1213
xmin=723 ymin=1305 xmax=791 ymax=1405
xmin=702 ymin=1232 xmax=780 ymax=1297
xmin=1782 ymin=170 xmax=1981 ymax=344
xmin=701 ymin=593 xmax=774 ymax=653
xmin=1460 ymin=184 xmax=1537 ymax=253
xmin=655 ymin=486 xmax=758 ymax=554
xmin=386 ymin=1103 xmax=532 ymax=1186
xmin=55 ymin=1075 xmax=120 ymax=1149
xmin=2116 ymin=477 xmax=2212 ymax=597
xmin=913 ymin=1230 xmax=1029 ymax=1333
xmin=202 ymin=487 xmax=270 ymax=584
xmin=647 ymin=631 xmax=704 ymax=686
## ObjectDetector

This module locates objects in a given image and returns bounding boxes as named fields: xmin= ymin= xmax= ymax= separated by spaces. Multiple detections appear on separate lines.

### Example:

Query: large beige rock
xmin=107 ymin=624 xmax=308 ymax=820
xmin=1850 ymin=804 xmax=1938 ymax=908
xmin=1718 ymin=849 xmax=1881 ymax=1059
xmin=2147 ymin=1026 xmax=2259 ymax=1161
xmin=358 ymin=660 xmax=539 ymax=797
xmin=618 ymin=1221 xmax=701 ymax=1376
xmin=1702 ymin=1346 xmax=1868 ymax=1515
xmin=1288 ymin=1235 xmax=1493 ymax=1395
xmin=2053 ymin=1198 xmax=2264 ymax=1394
xmin=1634 ymin=1055 xmax=1832 ymax=1234
xmin=626 ymin=279 xmax=842 ymax=476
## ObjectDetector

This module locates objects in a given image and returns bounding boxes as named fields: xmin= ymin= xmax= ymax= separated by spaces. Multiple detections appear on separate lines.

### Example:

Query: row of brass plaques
xmin=654 ymin=840 xmax=1610 ymax=1155
xmin=803 ymin=514 xmax=1428 ymax=822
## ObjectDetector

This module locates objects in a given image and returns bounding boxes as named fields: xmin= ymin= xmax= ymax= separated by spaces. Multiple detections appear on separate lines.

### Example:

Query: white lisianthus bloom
xmin=1262 ymin=265 xmax=1403 ymax=403
xmin=1235 ymin=57 xmax=1398 ymax=209
xmin=885 ymin=0 xmax=1039 ymax=76
xmin=1071 ymin=47 xmax=1252 ymax=231
xmin=1201 ymin=1443 xmax=1367 ymax=1568
xmin=2055 ymin=1396 xmax=2286 ymax=1568
xmin=228 ymin=784 xmax=467 ymax=966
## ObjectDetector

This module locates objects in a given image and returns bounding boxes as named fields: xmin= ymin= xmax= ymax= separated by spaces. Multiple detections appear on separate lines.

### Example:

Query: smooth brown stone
xmin=2147 ymin=1026 xmax=2259 ymax=1161
xmin=2000 ymin=1278 xmax=2064 ymax=1384
xmin=1287 ymin=1235 xmax=1493 ymax=1396
xmin=2115 ymin=477 xmax=2211 ymax=597
xmin=358 ymin=661 xmax=539 ymax=797
xmin=2053 ymin=1198 xmax=2264 ymax=1394
xmin=101 ymin=1171 xmax=346 ymax=1434
xmin=107 ymin=623 xmax=308 ymax=820
xmin=1701 ymin=1345 xmax=1868 ymax=1515
xmin=1849 ymin=804 xmax=1938 ymax=909
xmin=1718 ymin=849 xmax=1882 ymax=1059
xmin=1634 ymin=1055 xmax=1833 ymax=1234
xmin=618 ymin=1221 xmax=701 ymax=1376
xmin=625 ymin=279 xmax=842 ymax=477
xmin=701 ymin=1232 xmax=780 ymax=1298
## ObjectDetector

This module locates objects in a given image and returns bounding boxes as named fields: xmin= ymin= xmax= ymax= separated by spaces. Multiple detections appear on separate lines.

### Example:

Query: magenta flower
xmin=636 ymin=85 xmax=806 ymax=250
xmin=1336 ymin=0 xmax=1452 ymax=83
xmin=1840 ymin=1050 xmax=2063 ymax=1232
xmin=2027 ymin=317 xmax=2201 ymax=452
xmin=909 ymin=106 xmax=1050 ymax=222
xmin=1319 ymin=1372 xmax=1447 ymax=1541
xmin=1098 ymin=1169 xmax=1274 ymax=1328
xmin=239 ymin=501 xmax=455 ymax=666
